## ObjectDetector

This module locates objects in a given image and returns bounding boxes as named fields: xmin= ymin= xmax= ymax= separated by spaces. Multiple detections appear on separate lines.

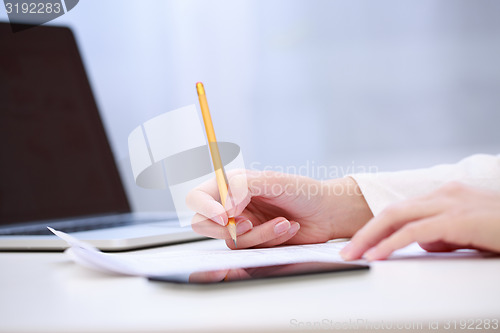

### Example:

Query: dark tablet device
xmin=148 ymin=261 xmax=369 ymax=284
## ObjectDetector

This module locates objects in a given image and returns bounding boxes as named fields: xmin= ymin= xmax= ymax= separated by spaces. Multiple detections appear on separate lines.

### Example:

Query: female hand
xmin=341 ymin=182 xmax=500 ymax=261
xmin=186 ymin=170 xmax=373 ymax=249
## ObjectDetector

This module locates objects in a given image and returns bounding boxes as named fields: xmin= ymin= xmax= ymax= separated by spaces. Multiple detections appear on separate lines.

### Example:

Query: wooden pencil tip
xmin=227 ymin=220 xmax=237 ymax=248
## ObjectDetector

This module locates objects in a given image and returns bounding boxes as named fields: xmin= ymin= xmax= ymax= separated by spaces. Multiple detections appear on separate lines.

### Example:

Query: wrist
xmin=323 ymin=177 xmax=373 ymax=238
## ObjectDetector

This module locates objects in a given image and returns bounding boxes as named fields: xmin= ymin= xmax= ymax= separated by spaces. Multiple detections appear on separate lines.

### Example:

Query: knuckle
xmin=253 ymin=232 xmax=270 ymax=244
xmin=442 ymin=215 xmax=467 ymax=244
xmin=380 ymin=202 xmax=403 ymax=218
xmin=230 ymin=177 xmax=249 ymax=201
xmin=191 ymin=221 xmax=210 ymax=236
xmin=445 ymin=206 xmax=463 ymax=220
xmin=190 ymin=222 xmax=202 ymax=233
xmin=184 ymin=190 xmax=197 ymax=208
xmin=190 ymin=213 xmax=206 ymax=226
xmin=439 ymin=181 xmax=466 ymax=194
xmin=403 ymin=222 xmax=419 ymax=237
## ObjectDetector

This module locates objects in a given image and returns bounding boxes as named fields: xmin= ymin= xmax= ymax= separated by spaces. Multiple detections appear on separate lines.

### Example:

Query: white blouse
xmin=350 ymin=154 xmax=500 ymax=216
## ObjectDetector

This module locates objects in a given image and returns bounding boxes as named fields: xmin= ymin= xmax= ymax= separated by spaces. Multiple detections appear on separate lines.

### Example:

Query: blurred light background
xmin=2 ymin=0 xmax=499 ymax=211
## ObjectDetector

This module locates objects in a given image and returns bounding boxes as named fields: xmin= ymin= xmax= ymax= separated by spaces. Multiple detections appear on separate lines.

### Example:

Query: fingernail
xmin=236 ymin=220 xmax=252 ymax=236
xmin=274 ymin=220 xmax=290 ymax=235
xmin=214 ymin=216 xmax=226 ymax=226
xmin=363 ymin=248 xmax=378 ymax=261
xmin=340 ymin=243 xmax=353 ymax=260
xmin=288 ymin=222 xmax=300 ymax=235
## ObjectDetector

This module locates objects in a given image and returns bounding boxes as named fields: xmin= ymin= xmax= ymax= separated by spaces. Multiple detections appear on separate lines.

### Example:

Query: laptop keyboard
xmin=0 ymin=214 xmax=171 ymax=236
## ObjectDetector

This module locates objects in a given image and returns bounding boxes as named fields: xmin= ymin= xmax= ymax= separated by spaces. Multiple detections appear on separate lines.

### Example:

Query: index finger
xmin=341 ymin=197 xmax=442 ymax=260
xmin=186 ymin=178 xmax=227 ymax=226
xmin=185 ymin=169 xmax=251 ymax=226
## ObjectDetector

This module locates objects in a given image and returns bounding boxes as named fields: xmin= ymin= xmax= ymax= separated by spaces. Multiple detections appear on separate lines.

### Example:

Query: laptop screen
xmin=0 ymin=23 xmax=131 ymax=226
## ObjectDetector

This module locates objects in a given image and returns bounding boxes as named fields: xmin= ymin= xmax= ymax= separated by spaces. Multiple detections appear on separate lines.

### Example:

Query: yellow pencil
xmin=196 ymin=82 xmax=237 ymax=247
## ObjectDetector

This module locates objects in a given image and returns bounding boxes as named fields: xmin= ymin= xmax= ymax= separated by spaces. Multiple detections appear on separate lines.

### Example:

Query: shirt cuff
xmin=349 ymin=154 xmax=500 ymax=216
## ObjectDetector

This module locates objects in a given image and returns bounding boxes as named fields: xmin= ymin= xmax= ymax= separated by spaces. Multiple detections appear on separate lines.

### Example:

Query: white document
xmin=50 ymin=228 xmax=365 ymax=278
xmin=49 ymin=228 xmax=483 ymax=280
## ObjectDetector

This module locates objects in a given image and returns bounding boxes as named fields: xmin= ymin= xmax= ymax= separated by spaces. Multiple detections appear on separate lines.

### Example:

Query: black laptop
xmin=0 ymin=23 xmax=203 ymax=250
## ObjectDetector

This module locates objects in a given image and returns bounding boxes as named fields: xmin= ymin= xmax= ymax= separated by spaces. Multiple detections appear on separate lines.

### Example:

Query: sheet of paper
xmin=50 ymin=228 xmax=363 ymax=277
xmin=50 ymin=228 xmax=484 ymax=280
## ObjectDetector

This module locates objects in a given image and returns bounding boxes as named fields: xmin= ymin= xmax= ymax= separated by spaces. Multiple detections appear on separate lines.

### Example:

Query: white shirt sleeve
xmin=349 ymin=154 xmax=500 ymax=216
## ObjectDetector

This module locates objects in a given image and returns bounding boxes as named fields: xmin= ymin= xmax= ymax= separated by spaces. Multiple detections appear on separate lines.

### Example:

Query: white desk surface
xmin=1 ymin=239 xmax=499 ymax=333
